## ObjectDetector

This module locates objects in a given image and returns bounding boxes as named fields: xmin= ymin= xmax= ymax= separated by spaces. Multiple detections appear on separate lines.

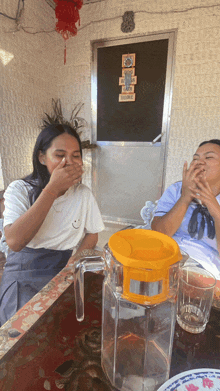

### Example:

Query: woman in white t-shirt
xmin=0 ymin=123 xmax=104 ymax=326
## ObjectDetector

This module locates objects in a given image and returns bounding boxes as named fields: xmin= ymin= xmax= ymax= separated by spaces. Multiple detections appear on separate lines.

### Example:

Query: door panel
xmin=97 ymin=39 xmax=168 ymax=142
xmin=95 ymin=144 xmax=163 ymax=223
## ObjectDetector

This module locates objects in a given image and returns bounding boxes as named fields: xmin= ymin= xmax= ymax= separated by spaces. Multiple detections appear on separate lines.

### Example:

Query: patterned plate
xmin=157 ymin=369 xmax=220 ymax=391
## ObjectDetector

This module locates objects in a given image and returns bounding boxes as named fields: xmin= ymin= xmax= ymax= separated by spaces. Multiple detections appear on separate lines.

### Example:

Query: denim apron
xmin=0 ymin=247 xmax=72 ymax=326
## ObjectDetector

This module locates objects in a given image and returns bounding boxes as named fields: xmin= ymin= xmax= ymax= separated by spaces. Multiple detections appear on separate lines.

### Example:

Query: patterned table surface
xmin=0 ymin=248 xmax=219 ymax=391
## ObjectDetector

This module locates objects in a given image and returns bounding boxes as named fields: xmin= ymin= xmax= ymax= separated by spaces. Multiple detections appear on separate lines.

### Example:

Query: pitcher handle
xmin=74 ymin=256 xmax=105 ymax=321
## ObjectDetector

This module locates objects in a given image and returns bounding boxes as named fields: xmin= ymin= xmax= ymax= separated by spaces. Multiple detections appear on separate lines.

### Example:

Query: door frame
xmin=90 ymin=30 xmax=177 ymax=224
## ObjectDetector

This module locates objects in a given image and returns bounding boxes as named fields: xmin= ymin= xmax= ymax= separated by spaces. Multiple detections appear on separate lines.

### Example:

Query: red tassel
xmin=64 ymin=42 xmax=66 ymax=65
xmin=54 ymin=0 xmax=83 ymax=64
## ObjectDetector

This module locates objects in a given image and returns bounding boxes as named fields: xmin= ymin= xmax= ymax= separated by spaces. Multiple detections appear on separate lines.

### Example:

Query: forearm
xmin=66 ymin=233 xmax=99 ymax=267
xmin=211 ymin=209 xmax=220 ymax=255
xmin=151 ymin=197 xmax=190 ymax=237
xmin=5 ymin=184 xmax=57 ymax=251
xmin=73 ymin=233 xmax=98 ymax=258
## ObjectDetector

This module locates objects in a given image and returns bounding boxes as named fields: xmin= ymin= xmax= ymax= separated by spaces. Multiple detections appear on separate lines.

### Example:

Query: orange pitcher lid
xmin=108 ymin=229 xmax=180 ymax=269
xmin=108 ymin=229 xmax=181 ymax=304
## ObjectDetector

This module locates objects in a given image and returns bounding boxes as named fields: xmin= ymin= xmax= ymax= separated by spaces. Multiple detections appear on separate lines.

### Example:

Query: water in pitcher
xmin=102 ymin=333 xmax=169 ymax=391
xmin=102 ymin=283 xmax=175 ymax=391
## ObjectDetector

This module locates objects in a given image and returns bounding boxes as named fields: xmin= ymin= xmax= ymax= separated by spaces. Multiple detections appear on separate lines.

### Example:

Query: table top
xmin=0 ymin=268 xmax=219 ymax=391
xmin=170 ymin=307 xmax=220 ymax=378
xmin=0 ymin=268 xmax=220 ymax=391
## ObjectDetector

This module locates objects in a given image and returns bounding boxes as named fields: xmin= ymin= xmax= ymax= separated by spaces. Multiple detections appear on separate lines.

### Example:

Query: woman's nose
xmin=66 ymin=156 xmax=82 ymax=165
xmin=65 ymin=156 xmax=72 ymax=165
xmin=196 ymin=159 xmax=205 ymax=166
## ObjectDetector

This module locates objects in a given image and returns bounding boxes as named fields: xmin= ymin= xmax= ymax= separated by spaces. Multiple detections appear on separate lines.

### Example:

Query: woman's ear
xmin=38 ymin=151 xmax=46 ymax=165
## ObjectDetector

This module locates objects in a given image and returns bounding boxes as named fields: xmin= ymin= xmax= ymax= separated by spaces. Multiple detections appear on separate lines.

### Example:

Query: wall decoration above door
xmin=121 ymin=11 xmax=135 ymax=33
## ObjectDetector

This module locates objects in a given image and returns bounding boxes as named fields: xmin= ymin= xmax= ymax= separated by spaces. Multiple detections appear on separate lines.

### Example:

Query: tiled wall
xmin=1 ymin=0 xmax=220 ymax=191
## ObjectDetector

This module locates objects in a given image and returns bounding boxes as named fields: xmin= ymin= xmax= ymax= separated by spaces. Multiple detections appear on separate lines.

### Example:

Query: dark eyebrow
xmin=193 ymin=151 xmax=217 ymax=157
xmin=55 ymin=149 xmax=81 ymax=152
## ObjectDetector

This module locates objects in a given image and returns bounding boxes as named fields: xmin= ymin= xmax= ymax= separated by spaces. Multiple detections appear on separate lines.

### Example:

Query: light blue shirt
xmin=154 ymin=181 xmax=220 ymax=279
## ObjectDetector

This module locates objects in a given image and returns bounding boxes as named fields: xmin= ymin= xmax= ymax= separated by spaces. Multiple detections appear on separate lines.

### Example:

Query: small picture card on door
xmin=121 ymin=85 xmax=135 ymax=93
xmin=122 ymin=68 xmax=135 ymax=77
xmin=122 ymin=53 xmax=136 ymax=68
xmin=119 ymin=76 xmax=137 ymax=86
xmin=119 ymin=93 xmax=136 ymax=102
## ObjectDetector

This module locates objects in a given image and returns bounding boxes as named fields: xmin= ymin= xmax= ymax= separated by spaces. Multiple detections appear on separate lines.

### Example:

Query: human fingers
xmin=55 ymin=157 xmax=66 ymax=169
xmin=189 ymin=165 xmax=205 ymax=181
xmin=67 ymin=164 xmax=84 ymax=182
xmin=182 ymin=161 xmax=198 ymax=185
xmin=50 ymin=160 xmax=82 ymax=187
xmin=64 ymin=161 xmax=84 ymax=171
xmin=190 ymin=178 xmax=216 ymax=204
xmin=188 ymin=159 xmax=205 ymax=174
xmin=203 ymin=175 xmax=212 ymax=192
xmin=182 ymin=161 xmax=188 ymax=179
xmin=194 ymin=177 xmax=214 ymax=196
xmin=64 ymin=163 xmax=84 ymax=178
xmin=193 ymin=179 xmax=210 ymax=197
xmin=183 ymin=161 xmax=202 ymax=182
xmin=65 ymin=158 xmax=83 ymax=167
xmin=188 ymin=184 xmax=209 ymax=202
xmin=188 ymin=159 xmax=200 ymax=170
xmin=189 ymin=187 xmax=217 ymax=213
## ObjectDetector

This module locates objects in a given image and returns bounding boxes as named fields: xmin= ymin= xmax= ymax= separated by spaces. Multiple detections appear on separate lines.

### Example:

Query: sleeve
xmin=154 ymin=182 xmax=182 ymax=217
xmin=3 ymin=180 xmax=30 ymax=227
xmin=84 ymin=190 xmax=105 ymax=234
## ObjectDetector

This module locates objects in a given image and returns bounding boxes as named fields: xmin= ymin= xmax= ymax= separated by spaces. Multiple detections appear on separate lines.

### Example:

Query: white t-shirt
xmin=3 ymin=180 xmax=105 ymax=251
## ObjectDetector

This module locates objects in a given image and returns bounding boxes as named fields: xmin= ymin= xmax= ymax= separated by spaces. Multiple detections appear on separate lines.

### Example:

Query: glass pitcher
xmin=74 ymin=229 xmax=185 ymax=391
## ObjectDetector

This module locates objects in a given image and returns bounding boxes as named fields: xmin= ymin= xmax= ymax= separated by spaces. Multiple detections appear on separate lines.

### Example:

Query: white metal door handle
xmin=152 ymin=132 xmax=164 ymax=144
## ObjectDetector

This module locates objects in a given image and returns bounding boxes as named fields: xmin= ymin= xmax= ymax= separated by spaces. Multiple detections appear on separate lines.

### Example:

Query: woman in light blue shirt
xmin=151 ymin=139 xmax=220 ymax=279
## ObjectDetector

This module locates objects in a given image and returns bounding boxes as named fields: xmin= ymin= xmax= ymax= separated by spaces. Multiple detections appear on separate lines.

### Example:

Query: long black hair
xmin=199 ymin=139 xmax=220 ymax=148
xmin=23 ymin=123 xmax=82 ymax=204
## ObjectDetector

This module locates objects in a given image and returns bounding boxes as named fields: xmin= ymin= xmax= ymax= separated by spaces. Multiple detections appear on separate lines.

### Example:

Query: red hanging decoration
xmin=54 ymin=0 xmax=83 ymax=64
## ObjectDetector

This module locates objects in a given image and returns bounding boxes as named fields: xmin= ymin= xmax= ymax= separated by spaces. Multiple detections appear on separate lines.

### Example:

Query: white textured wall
xmin=0 ymin=0 xmax=59 ymax=187
xmin=1 ymin=0 xmax=220 ymax=191
xmin=0 ymin=156 xmax=4 ymax=191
